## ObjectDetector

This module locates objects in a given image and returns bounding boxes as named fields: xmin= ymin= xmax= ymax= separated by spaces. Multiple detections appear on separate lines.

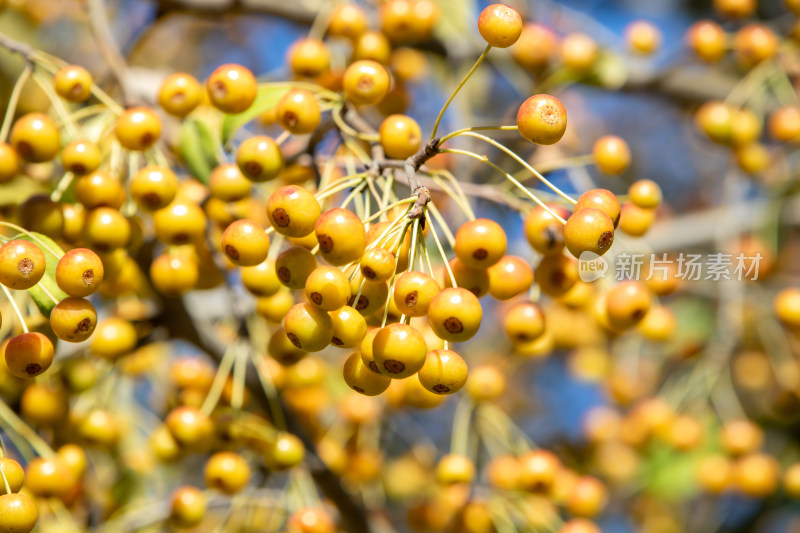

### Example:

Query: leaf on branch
xmin=179 ymin=118 xmax=219 ymax=184
xmin=220 ymin=86 xmax=290 ymax=145
xmin=14 ymin=232 xmax=67 ymax=317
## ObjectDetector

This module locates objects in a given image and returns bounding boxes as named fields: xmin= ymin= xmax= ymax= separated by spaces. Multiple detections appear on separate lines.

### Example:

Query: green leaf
xmin=13 ymin=232 xmax=68 ymax=318
xmin=179 ymin=118 xmax=219 ymax=184
xmin=220 ymin=86 xmax=289 ymax=145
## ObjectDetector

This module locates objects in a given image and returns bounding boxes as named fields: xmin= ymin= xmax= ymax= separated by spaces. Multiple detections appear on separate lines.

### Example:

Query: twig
xmin=85 ymin=0 xmax=130 ymax=102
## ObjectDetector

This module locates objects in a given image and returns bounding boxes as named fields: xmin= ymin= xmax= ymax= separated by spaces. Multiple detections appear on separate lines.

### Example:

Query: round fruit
xmin=566 ymin=476 xmax=608 ymax=518
xmin=504 ymin=302 xmax=546 ymax=344
xmin=360 ymin=248 xmax=396 ymax=282
xmin=130 ymin=165 xmax=179 ymax=211
xmin=628 ymin=179 xmax=662 ymax=209
xmin=61 ymin=140 xmax=101 ymax=175
xmin=315 ymin=208 xmax=367 ymax=266
xmin=517 ymin=94 xmax=567 ymax=145
xmin=733 ymin=24 xmax=778 ymax=68
xmin=454 ymin=218 xmax=507 ymax=269
xmin=240 ymin=260 xmax=280 ymax=297
xmin=270 ymin=432 xmax=305 ymax=470
xmin=524 ymin=205 xmax=568 ymax=255
xmin=115 ymin=107 xmax=162 ymax=151
xmin=4 ymin=332 xmax=52 ymax=379
xmin=221 ymin=219 xmax=270 ymax=267
xmin=276 ymin=246 xmax=317 ymax=290
xmin=734 ymin=453 xmax=779 ymax=498
xmin=769 ymin=106 xmax=800 ymax=143
xmin=0 ymin=493 xmax=38 ymax=533
xmin=204 ymin=452 xmax=250 ymax=495
xmin=427 ymin=287 xmax=483 ymax=343
xmin=304 ymin=266 xmax=351 ymax=311
xmin=166 ymin=406 xmax=214 ymax=450
xmin=625 ymin=20 xmax=661 ymax=55
xmin=329 ymin=306 xmax=367 ymax=348
xmin=91 ymin=317 xmax=137 ymax=359
xmin=561 ymin=32 xmax=598 ymax=70
xmin=446 ymin=257 xmax=490 ymax=298
xmin=565 ymin=208 xmax=615 ymax=257
xmin=343 ymin=60 xmax=391 ymax=106
xmin=284 ymin=303 xmax=334 ymax=352
xmin=150 ymin=252 xmax=199 ymax=296
xmin=54 ymin=64 xmax=92 ymax=102
xmin=0 ymin=143 xmax=20 ymax=183
xmin=169 ymin=486 xmax=206 ymax=528
xmin=714 ymin=0 xmax=755 ymax=18
xmin=436 ymin=453 xmax=475 ymax=484
xmin=0 ymin=457 xmax=25 ymax=492
xmin=477 ymin=4 xmax=523 ymax=48
xmin=287 ymin=38 xmax=331 ymax=78
xmin=10 ymin=113 xmax=60 ymax=163
xmin=24 ymin=456 xmax=74 ymax=498
xmin=343 ymin=351 xmax=391 ymax=395
xmin=276 ymin=89 xmax=321 ymax=134
xmin=153 ymin=202 xmax=206 ymax=245
xmin=56 ymin=248 xmax=104 ymax=297
xmin=237 ymin=135 xmax=284 ymax=182
xmin=0 ymin=240 xmax=46 ymax=290
xmin=775 ymin=288 xmax=800 ymax=330
xmin=371 ymin=323 xmax=427 ymax=378
xmin=208 ymin=164 xmax=252 ymax=202
xmin=417 ymin=349 xmax=468 ymax=394
xmin=267 ymin=185 xmax=320 ymax=237
xmin=379 ymin=114 xmax=422 ymax=159
xmin=74 ymin=171 xmax=125 ymax=209
xmin=687 ymin=20 xmax=727 ymax=62
xmin=206 ymin=64 xmax=257 ymax=114
xmin=618 ymin=203 xmax=656 ymax=237
xmin=158 ymin=72 xmax=202 ymax=117
xmin=511 ymin=23 xmax=557 ymax=71
xmin=393 ymin=271 xmax=441 ymax=317
xmin=593 ymin=135 xmax=630 ymax=175
xmin=520 ymin=449 xmax=561 ymax=491
xmin=605 ymin=281 xmax=652 ymax=331
xmin=487 ymin=255 xmax=533 ymax=300
xmin=50 ymin=296 xmax=97 ymax=342
xmin=328 ymin=3 xmax=368 ymax=40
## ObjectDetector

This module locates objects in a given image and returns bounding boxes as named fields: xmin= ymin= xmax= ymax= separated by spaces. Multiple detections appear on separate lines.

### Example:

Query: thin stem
xmin=253 ymin=353 xmax=287 ymax=431
xmin=456 ymin=132 xmax=577 ymax=204
xmin=36 ymin=281 xmax=60 ymax=304
xmin=50 ymin=172 xmax=75 ymax=202
xmin=442 ymin=148 xmax=567 ymax=224
xmin=0 ymin=399 xmax=54 ymax=457
xmin=430 ymin=44 xmax=492 ymax=140
xmin=32 ymin=71 xmax=78 ymax=137
xmin=231 ymin=344 xmax=247 ymax=411
xmin=200 ymin=343 xmax=238 ymax=416
xmin=0 ymin=465 xmax=11 ymax=495
xmin=0 ymin=222 xmax=63 ymax=258
xmin=438 ymin=125 xmax=518 ymax=144
xmin=1 ymin=285 xmax=28 ymax=333
xmin=531 ymin=154 xmax=595 ymax=176
xmin=0 ymin=65 xmax=32 ymax=142
xmin=427 ymin=213 xmax=457 ymax=287
xmin=427 ymin=201 xmax=456 ymax=247
xmin=450 ymin=396 xmax=474 ymax=455
xmin=258 ymin=81 xmax=339 ymax=102
xmin=361 ymin=197 xmax=415 ymax=225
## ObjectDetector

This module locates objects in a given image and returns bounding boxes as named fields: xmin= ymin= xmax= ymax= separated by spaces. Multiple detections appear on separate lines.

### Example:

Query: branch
xmin=153 ymin=292 xmax=371 ymax=533
xmin=85 ymin=0 xmax=130 ymax=102
xmin=154 ymin=0 xmax=317 ymax=23
xmin=402 ymin=139 xmax=440 ymax=219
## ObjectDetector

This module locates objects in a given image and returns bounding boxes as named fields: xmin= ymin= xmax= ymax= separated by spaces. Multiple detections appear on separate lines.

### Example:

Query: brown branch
xmin=403 ymin=139 xmax=440 ymax=219
xmin=154 ymin=0 xmax=316 ymax=23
